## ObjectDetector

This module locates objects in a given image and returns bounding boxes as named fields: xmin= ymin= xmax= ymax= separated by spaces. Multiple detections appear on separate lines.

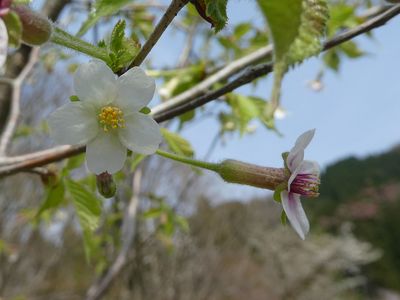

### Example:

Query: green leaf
xmin=205 ymin=0 xmax=228 ymax=32
xmin=77 ymin=0 xmax=132 ymax=37
xmin=192 ymin=0 xmax=228 ymax=32
xmin=36 ymin=181 xmax=65 ymax=218
xmin=340 ymin=41 xmax=364 ymax=58
xmin=110 ymin=20 xmax=126 ymax=53
xmin=2 ymin=12 xmax=22 ymax=48
xmin=66 ymin=179 xmax=101 ymax=232
xmin=228 ymin=94 xmax=260 ymax=135
xmin=107 ymin=20 xmax=140 ymax=72
xmin=161 ymin=128 xmax=194 ymax=157
xmin=257 ymin=0 xmax=329 ymax=115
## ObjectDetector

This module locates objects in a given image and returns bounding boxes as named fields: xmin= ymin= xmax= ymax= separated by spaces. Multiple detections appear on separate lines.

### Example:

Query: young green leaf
xmin=192 ymin=0 xmax=228 ymax=32
xmin=205 ymin=0 xmax=228 ymax=32
xmin=36 ymin=181 xmax=65 ymax=218
xmin=110 ymin=19 xmax=126 ymax=53
xmin=66 ymin=179 xmax=101 ymax=232
xmin=107 ymin=20 xmax=140 ymax=72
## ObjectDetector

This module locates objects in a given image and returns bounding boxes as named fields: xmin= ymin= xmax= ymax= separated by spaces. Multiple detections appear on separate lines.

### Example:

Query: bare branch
xmin=0 ymin=48 xmax=40 ymax=155
xmin=129 ymin=0 xmax=189 ymax=68
xmin=0 ymin=4 xmax=399 ymax=176
xmin=85 ymin=169 xmax=142 ymax=300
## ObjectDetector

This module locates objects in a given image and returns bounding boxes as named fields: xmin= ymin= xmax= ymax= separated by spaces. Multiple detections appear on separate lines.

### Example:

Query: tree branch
xmin=0 ymin=4 xmax=399 ymax=176
xmin=129 ymin=0 xmax=189 ymax=68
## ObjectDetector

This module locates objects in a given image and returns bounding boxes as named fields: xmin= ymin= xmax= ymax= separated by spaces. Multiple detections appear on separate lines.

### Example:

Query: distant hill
xmin=305 ymin=145 xmax=400 ymax=291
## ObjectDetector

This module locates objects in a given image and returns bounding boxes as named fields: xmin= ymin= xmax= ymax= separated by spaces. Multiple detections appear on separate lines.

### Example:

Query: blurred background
xmin=0 ymin=0 xmax=399 ymax=299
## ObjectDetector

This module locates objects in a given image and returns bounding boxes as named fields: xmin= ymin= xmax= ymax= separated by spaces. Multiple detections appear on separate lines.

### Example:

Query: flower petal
xmin=48 ymin=102 xmax=98 ymax=145
xmin=288 ymin=160 xmax=320 ymax=188
xmin=287 ymin=129 xmax=315 ymax=172
xmin=298 ymin=160 xmax=320 ymax=176
xmin=118 ymin=112 xmax=161 ymax=155
xmin=86 ymin=131 xmax=127 ymax=174
xmin=281 ymin=191 xmax=310 ymax=240
xmin=115 ymin=67 xmax=155 ymax=112
xmin=74 ymin=60 xmax=117 ymax=107
xmin=0 ymin=19 xmax=7 ymax=69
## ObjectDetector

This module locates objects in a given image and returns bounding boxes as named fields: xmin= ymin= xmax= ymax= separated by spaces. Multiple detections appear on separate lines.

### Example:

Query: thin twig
xmin=0 ymin=5 xmax=399 ymax=176
xmin=178 ymin=22 xmax=198 ymax=67
xmin=129 ymin=0 xmax=189 ymax=68
xmin=151 ymin=45 xmax=273 ymax=115
xmin=324 ymin=4 xmax=400 ymax=50
xmin=0 ymin=47 xmax=40 ymax=155
xmin=86 ymin=169 xmax=142 ymax=300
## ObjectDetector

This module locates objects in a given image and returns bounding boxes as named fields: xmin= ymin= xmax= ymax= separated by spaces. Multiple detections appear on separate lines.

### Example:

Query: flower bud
xmin=218 ymin=159 xmax=287 ymax=191
xmin=96 ymin=172 xmax=116 ymax=198
xmin=13 ymin=5 xmax=52 ymax=46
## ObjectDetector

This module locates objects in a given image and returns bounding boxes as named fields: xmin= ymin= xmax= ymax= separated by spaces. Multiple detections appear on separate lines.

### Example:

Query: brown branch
xmin=128 ymin=0 xmax=189 ymax=68
xmin=0 ymin=4 xmax=399 ymax=177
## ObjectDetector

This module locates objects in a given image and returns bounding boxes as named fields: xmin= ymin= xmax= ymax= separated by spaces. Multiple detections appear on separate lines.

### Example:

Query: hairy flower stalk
xmin=218 ymin=159 xmax=287 ymax=191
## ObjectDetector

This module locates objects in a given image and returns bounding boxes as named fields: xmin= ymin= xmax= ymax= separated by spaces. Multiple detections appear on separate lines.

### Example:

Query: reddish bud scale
xmin=13 ymin=5 xmax=52 ymax=46
xmin=218 ymin=159 xmax=287 ymax=191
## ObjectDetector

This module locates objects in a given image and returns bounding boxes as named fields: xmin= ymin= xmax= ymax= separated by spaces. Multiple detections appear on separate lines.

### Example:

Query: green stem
xmin=156 ymin=149 xmax=219 ymax=172
xmin=50 ymin=27 xmax=110 ymax=63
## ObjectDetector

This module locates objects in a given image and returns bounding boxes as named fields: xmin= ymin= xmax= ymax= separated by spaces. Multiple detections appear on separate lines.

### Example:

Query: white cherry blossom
xmin=49 ymin=60 xmax=162 ymax=174
xmin=281 ymin=129 xmax=320 ymax=240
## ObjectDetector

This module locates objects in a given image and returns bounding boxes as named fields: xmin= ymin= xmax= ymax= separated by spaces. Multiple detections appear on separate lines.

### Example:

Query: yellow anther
xmin=98 ymin=106 xmax=125 ymax=132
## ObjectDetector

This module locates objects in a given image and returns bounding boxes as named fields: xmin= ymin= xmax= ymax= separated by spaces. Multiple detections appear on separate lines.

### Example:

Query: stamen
xmin=291 ymin=173 xmax=320 ymax=197
xmin=98 ymin=106 xmax=125 ymax=132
